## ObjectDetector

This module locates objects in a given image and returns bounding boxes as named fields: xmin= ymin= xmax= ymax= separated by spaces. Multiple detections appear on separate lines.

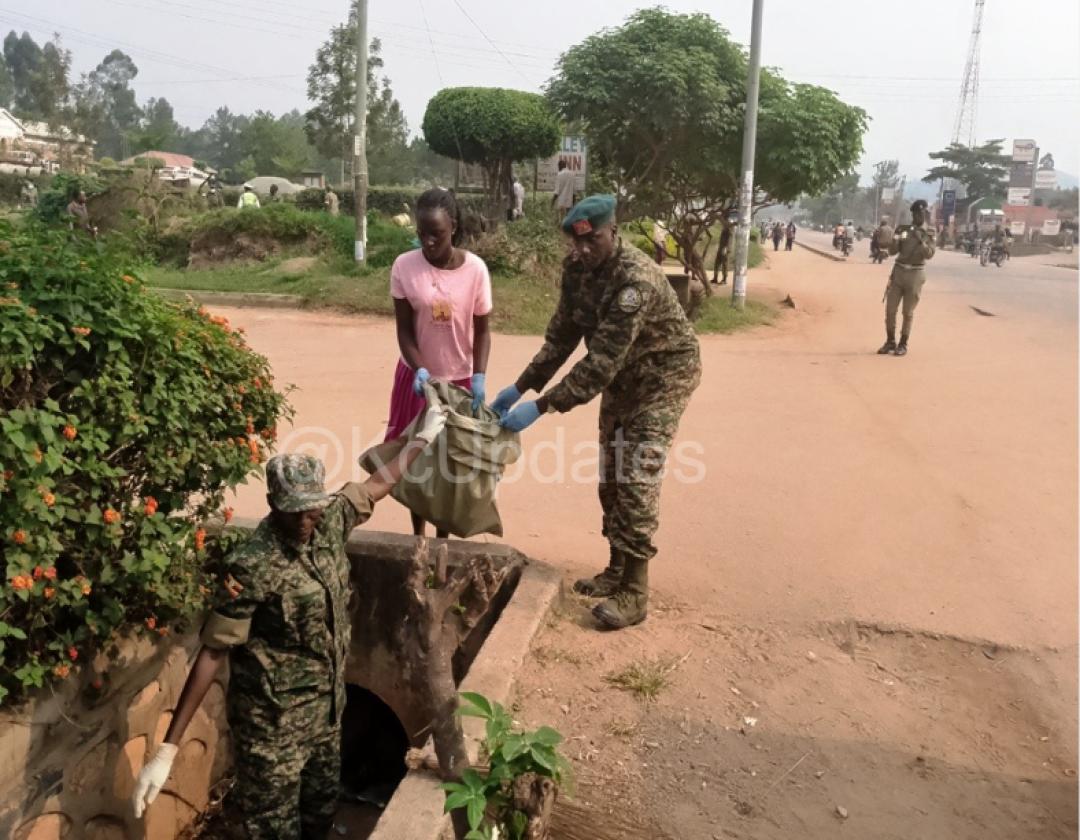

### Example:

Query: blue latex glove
xmin=470 ymin=373 xmax=486 ymax=415
xmin=412 ymin=367 xmax=430 ymax=396
xmin=500 ymin=400 xmax=541 ymax=433
xmin=489 ymin=384 xmax=522 ymax=418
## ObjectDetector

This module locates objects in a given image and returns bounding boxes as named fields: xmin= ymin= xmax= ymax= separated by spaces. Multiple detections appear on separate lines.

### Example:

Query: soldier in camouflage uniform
xmin=878 ymin=199 xmax=936 ymax=357
xmin=492 ymin=195 xmax=701 ymax=630
xmin=132 ymin=414 xmax=447 ymax=839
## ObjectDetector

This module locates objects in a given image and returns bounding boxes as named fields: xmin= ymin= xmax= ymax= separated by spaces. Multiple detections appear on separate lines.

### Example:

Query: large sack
xmin=360 ymin=381 xmax=521 ymax=537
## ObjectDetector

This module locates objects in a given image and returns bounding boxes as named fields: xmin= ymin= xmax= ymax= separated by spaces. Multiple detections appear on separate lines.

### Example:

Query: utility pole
xmin=732 ymin=0 xmax=764 ymax=311
xmin=353 ymin=0 xmax=369 ymax=264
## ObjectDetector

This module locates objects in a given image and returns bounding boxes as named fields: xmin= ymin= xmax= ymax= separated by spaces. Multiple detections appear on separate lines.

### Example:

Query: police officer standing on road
xmin=490 ymin=195 xmax=702 ymax=630
xmin=878 ymin=199 xmax=935 ymax=357
xmin=131 ymin=415 xmax=447 ymax=840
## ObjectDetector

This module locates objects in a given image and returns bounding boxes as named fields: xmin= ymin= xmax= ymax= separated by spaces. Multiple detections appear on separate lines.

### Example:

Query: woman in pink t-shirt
xmin=387 ymin=188 xmax=493 ymax=537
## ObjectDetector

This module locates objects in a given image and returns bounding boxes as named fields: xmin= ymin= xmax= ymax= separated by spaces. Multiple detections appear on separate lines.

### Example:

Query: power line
xmin=448 ymin=0 xmax=533 ymax=85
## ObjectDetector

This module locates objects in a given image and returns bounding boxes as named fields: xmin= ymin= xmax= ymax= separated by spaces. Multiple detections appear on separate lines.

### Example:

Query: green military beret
xmin=562 ymin=194 xmax=616 ymax=236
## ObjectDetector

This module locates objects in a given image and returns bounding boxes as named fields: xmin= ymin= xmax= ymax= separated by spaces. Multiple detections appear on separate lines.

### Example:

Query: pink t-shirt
xmin=390 ymin=249 xmax=493 ymax=381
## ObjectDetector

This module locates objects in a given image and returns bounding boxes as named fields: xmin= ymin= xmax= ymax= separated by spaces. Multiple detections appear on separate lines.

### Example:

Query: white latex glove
xmin=132 ymin=743 xmax=178 ymax=818
xmin=414 ymin=405 xmax=448 ymax=446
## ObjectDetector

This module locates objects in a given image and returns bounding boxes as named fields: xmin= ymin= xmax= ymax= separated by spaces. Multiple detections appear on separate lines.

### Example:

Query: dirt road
xmin=212 ymin=241 xmax=1077 ymax=838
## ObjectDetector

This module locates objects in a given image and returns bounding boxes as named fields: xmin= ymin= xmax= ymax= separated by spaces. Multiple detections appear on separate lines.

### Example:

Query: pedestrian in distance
xmin=67 ymin=190 xmax=97 ymax=238
xmin=511 ymin=176 xmax=526 ymax=220
xmin=266 ymin=183 xmax=281 ymax=203
xmin=712 ymin=222 xmax=732 ymax=285
xmin=785 ymin=221 xmax=796 ymax=251
xmin=237 ymin=185 xmax=260 ymax=209
xmin=652 ymin=220 xmax=668 ymax=265
xmin=324 ymin=185 xmax=340 ymax=216
xmin=878 ymin=199 xmax=935 ymax=357
xmin=386 ymin=188 xmax=493 ymax=538
xmin=551 ymin=158 xmax=576 ymax=221
xmin=490 ymin=195 xmax=701 ymax=630
xmin=771 ymin=222 xmax=783 ymax=251
xmin=131 ymin=441 xmax=448 ymax=840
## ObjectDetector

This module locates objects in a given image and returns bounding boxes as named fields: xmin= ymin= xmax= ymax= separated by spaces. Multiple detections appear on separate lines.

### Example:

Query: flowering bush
xmin=0 ymin=221 xmax=290 ymax=705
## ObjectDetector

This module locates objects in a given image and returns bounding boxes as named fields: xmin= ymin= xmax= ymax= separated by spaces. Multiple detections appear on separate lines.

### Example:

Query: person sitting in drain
xmin=131 ymin=413 xmax=446 ymax=840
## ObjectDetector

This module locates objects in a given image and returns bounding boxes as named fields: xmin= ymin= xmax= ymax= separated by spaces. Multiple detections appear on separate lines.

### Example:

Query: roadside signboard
xmin=1010 ymin=161 xmax=1035 ymax=189
xmin=1007 ymin=187 xmax=1031 ymax=206
xmin=1011 ymin=139 xmax=1038 ymax=162
xmin=537 ymin=135 xmax=588 ymax=193
xmin=1035 ymin=169 xmax=1057 ymax=190
xmin=1042 ymin=219 xmax=1061 ymax=236
xmin=941 ymin=189 xmax=957 ymax=221
xmin=1009 ymin=220 xmax=1026 ymax=236
xmin=880 ymin=187 xmax=895 ymax=203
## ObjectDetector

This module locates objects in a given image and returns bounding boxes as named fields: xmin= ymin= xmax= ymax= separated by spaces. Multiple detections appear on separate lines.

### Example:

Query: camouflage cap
xmin=265 ymin=454 xmax=331 ymax=513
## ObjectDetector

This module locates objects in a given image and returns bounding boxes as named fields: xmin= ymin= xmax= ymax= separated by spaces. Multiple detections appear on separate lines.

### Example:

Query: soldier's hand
xmin=489 ymin=384 xmax=522 ymax=418
xmin=499 ymin=401 xmax=541 ymax=433
xmin=132 ymin=743 xmax=178 ymax=818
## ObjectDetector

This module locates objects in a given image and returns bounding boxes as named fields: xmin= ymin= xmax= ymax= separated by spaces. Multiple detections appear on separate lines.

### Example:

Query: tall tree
xmin=872 ymin=160 xmax=901 ymax=191
xmin=0 ymin=58 xmax=12 ymax=110
xmin=86 ymin=49 xmax=142 ymax=159
xmin=546 ymin=8 xmax=866 ymax=292
xmin=305 ymin=5 xmax=409 ymax=184
xmin=30 ymin=37 xmax=70 ymax=122
xmin=132 ymin=96 xmax=182 ymax=152
xmin=923 ymin=139 xmax=1009 ymax=201
xmin=3 ymin=31 xmax=42 ymax=116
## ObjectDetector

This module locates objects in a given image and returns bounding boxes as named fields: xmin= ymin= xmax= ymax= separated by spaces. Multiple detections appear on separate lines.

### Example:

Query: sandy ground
xmin=208 ymin=241 xmax=1077 ymax=839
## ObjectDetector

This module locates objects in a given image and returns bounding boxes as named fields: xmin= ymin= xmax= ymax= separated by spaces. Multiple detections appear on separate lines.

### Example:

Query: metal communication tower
xmin=952 ymin=0 xmax=986 ymax=147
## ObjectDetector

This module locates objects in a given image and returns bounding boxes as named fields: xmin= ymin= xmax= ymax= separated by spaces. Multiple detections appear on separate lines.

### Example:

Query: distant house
xmin=0 ymin=108 xmax=95 ymax=173
xmin=300 ymin=170 xmax=326 ymax=190
xmin=120 ymin=151 xmax=215 ymax=189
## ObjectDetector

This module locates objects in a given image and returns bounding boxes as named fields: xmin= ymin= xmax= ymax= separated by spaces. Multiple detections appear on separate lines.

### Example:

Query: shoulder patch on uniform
xmin=617 ymin=285 xmax=643 ymax=313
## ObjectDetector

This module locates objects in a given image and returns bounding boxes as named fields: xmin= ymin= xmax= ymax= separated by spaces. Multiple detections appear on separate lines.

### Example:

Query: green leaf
xmin=443 ymin=791 xmax=471 ymax=812
xmin=458 ymin=691 xmax=493 ymax=719
xmin=532 ymin=726 xmax=563 ymax=747
xmin=466 ymin=796 xmax=486 ymax=831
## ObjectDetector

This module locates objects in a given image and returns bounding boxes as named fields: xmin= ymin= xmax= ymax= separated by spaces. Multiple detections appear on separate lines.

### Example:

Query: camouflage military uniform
xmin=201 ymin=478 xmax=373 ymax=839
xmin=885 ymin=222 xmax=935 ymax=346
xmin=519 ymin=239 xmax=701 ymax=622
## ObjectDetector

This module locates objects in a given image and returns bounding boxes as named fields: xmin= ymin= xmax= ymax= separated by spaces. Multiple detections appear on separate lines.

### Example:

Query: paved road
xmin=800 ymin=229 xmax=1077 ymax=325
xmin=214 ymin=241 xmax=1077 ymax=652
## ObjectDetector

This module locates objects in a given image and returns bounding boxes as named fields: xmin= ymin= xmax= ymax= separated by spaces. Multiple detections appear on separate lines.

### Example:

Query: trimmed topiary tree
xmin=422 ymin=87 xmax=560 ymax=225
xmin=0 ymin=221 xmax=290 ymax=706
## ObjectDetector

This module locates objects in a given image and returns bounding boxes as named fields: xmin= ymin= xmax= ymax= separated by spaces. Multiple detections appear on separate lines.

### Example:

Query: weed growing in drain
xmin=442 ymin=691 xmax=572 ymax=840
xmin=604 ymin=656 xmax=681 ymax=701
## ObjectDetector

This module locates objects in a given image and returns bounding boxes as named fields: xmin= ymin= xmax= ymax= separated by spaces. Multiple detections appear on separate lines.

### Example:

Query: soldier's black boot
xmin=592 ymin=557 xmax=648 ymax=629
xmin=877 ymin=335 xmax=896 ymax=354
xmin=895 ymin=338 xmax=908 ymax=356
xmin=572 ymin=548 xmax=624 ymax=598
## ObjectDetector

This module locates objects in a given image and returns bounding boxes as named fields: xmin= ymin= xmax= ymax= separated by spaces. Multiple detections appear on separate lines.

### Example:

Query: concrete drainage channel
xmin=219 ymin=526 xmax=562 ymax=840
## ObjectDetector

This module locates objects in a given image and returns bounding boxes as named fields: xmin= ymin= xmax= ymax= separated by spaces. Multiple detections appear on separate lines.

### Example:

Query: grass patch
xmin=532 ymin=645 xmax=585 ymax=667
xmin=695 ymin=296 xmax=775 ymax=334
xmin=604 ymin=656 xmax=679 ymax=701
xmin=604 ymin=718 xmax=636 ymax=739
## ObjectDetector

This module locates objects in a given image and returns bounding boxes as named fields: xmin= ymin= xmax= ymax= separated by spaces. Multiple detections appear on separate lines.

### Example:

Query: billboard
xmin=941 ymin=189 xmax=957 ymax=220
xmin=1009 ymin=220 xmax=1026 ymax=236
xmin=1011 ymin=139 xmax=1038 ymax=162
xmin=1042 ymin=219 xmax=1061 ymax=236
xmin=1009 ymin=161 xmax=1035 ymax=188
xmin=1035 ymin=169 xmax=1057 ymax=190
xmin=1007 ymin=187 xmax=1031 ymax=206
xmin=537 ymin=136 xmax=588 ymax=193
xmin=880 ymin=187 xmax=895 ymax=203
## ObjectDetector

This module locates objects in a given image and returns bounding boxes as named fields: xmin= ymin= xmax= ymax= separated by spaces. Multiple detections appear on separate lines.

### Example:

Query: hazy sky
xmin=7 ymin=0 xmax=1079 ymax=180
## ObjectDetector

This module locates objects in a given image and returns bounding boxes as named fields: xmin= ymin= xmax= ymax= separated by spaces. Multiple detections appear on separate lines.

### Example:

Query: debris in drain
xmin=970 ymin=306 xmax=995 ymax=317
xmin=835 ymin=804 xmax=849 ymax=819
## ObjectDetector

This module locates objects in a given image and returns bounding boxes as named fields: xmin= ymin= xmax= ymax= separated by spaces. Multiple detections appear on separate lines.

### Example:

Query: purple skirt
xmin=385 ymin=359 xmax=472 ymax=441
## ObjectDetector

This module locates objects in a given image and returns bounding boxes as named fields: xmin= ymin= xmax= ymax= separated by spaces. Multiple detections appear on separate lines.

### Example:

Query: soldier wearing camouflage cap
xmin=879 ymin=199 xmax=936 ymax=356
xmin=490 ymin=195 xmax=702 ymax=630
xmin=132 ymin=407 xmax=448 ymax=839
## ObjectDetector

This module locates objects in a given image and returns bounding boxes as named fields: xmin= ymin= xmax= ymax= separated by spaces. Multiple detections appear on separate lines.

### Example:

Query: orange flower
xmin=145 ymin=616 xmax=157 ymax=630
xmin=71 ymin=326 xmax=91 ymax=337
xmin=53 ymin=663 xmax=70 ymax=679
xmin=43 ymin=566 xmax=56 ymax=580
xmin=68 ymin=646 xmax=78 ymax=661
xmin=10 ymin=576 xmax=29 ymax=590
xmin=122 ymin=274 xmax=136 ymax=284
xmin=144 ymin=497 xmax=158 ymax=516
xmin=237 ymin=384 xmax=247 ymax=395
xmin=32 ymin=566 xmax=43 ymax=580
xmin=245 ymin=418 xmax=255 ymax=435
xmin=12 ymin=529 xmax=27 ymax=545
xmin=77 ymin=577 xmax=91 ymax=596
xmin=41 ymin=491 xmax=55 ymax=507
xmin=32 ymin=447 xmax=42 ymax=464
xmin=249 ymin=453 xmax=260 ymax=464
xmin=252 ymin=377 xmax=262 ymax=388
xmin=223 ymin=507 xmax=234 ymax=523
xmin=44 ymin=587 xmax=55 ymax=599
xmin=194 ymin=528 xmax=207 ymax=551
xmin=2 ymin=469 xmax=13 ymax=481
xmin=103 ymin=508 xmax=120 ymax=525
xmin=62 ymin=425 xmax=77 ymax=440
xmin=156 ymin=627 xmax=169 ymax=637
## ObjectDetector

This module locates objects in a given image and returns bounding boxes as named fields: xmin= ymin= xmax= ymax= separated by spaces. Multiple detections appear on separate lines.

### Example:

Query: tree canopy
xmin=546 ymin=8 xmax=867 ymax=288
xmin=423 ymin=86 xmax=559 ymax=219
xmin=923 ymin=139 xmax=1009 ymax=201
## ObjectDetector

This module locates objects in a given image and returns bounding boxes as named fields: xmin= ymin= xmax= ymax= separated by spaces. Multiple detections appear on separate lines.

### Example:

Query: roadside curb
xmin=149 ymin=288 xmax=305 ymax=309
xmin=795 ymin=240 xmax=847 ymax=262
